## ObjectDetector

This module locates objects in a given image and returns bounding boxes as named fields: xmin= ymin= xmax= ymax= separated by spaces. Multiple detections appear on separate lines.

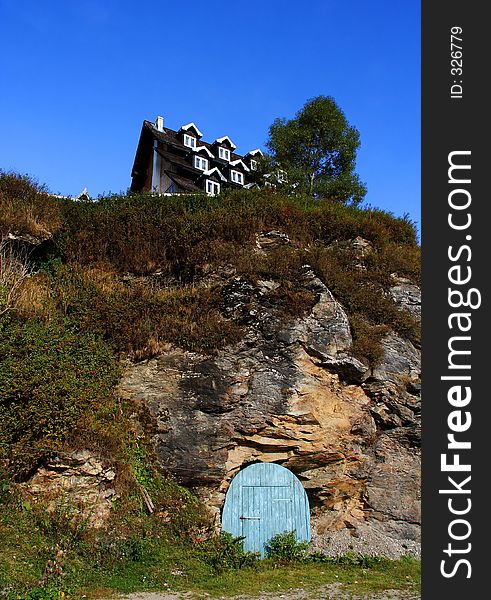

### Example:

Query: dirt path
xmin=116 ymin=586 xmax=420 ymax=600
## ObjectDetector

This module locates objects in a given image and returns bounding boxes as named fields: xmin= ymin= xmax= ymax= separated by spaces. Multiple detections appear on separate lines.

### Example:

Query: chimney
xmin=155 ymin=115 xmax=164 ymax=132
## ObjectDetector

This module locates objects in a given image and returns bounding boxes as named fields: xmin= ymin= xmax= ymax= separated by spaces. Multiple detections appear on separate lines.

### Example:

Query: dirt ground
xmin=116 ymin=586 xmax=420 ymax=600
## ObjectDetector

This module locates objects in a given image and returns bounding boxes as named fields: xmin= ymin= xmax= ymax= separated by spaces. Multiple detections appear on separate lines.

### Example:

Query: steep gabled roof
xmin=229 ymin=159 xmax=250 ymax=172
xmin=144 ymin=121 xmax=243 ymax=161
xmin=194 ymin=145 xmax=214 ymax=158
xmin=131 ymin=117 xmax=261 ymax=194
xmin=199 ymin=167 xmax=227 ymax=182
xmin=214 ymin=135 xmax=237 ymax=150
xmin=179 ymin=122 xmax=203 ymax=137
xmin=245 ymin=148 xmax=263 ymax=157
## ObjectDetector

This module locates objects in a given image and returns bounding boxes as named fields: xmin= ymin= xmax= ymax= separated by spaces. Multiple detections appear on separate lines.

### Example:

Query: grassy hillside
xmin=1 ymin=170 xmax=420 ymax=357
xmin=0 ymin=171 xmax=421 ymax=598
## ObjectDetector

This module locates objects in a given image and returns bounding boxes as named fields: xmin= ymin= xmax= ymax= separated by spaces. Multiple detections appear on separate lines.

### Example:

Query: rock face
xmin=389 ymin=277 xmax=421 ymax=324
xmin=118 ymin=237 xmax=421 ymax=555
xmin=23 ymin=451 xmax=117 ymax=528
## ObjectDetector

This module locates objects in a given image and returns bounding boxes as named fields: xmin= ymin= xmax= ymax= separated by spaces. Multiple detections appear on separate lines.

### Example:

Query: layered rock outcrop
xmin=22 ymin=451 xmax=117 ymax=528
xmin=118 ymin=236 xmax=421 ymax=556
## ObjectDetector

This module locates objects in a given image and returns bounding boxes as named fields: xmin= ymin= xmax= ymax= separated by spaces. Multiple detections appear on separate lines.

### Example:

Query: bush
xmin=265 ymin=531 xmax=310 ymax=562
xmin=54 ymin=189 xmax=418 ymax=276
xmin=202 ymin=532 xmax=259 ymax=573
xmin=1 ymin=176 xmax=420 ymax=365
xmin=308 ymin=244 xmax=420 ymax=364
xmin=0 ymin=171 xmax=61 ymax=238
xmin=45 ymin=263 xmax=243 ymax=357
xmin=0 ymin=238 xmax=32 ymax=316
xmin=0 ymin=315 xmax=120 ymax=478
xmin=18 ymin=586 xmax=67 ymax=600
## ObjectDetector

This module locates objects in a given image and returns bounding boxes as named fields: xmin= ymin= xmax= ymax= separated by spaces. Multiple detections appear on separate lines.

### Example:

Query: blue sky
xmin=0 ymin=0 xmax=420 ymax=227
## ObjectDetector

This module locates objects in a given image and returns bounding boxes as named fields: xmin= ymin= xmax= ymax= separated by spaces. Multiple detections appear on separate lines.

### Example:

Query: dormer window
xmin=184 ymin=134 xmax=196 ymax=148
xmin=219 ymin=147 xmax=230 ymax=161
xmin=250 ymin=159 xmax=257 ymax=170
xmin=206 ymin=180 xmax=220 ymax=196
xmin=194 ymin=156 xmax=209 ymax=171
xmin=230 ymin=170 xmax=244 ymax=185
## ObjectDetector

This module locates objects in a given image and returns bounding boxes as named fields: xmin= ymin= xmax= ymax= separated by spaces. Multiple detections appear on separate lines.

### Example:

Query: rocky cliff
xmin=2 ymin=176 xmax=420 ymax=558
xmin=118 ymin=234 xmax=421 ymax=556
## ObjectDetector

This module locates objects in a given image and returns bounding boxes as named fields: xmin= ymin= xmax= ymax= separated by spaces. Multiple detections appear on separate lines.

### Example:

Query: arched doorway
xmin=221 ymin=462 xmax=310 ymax=556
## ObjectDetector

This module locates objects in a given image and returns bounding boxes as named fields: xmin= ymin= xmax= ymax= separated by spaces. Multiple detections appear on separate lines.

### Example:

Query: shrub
xmin=0 ymin=238 xmax=33 ymax=316
xmin=18 ymin=585 xmax=67 ymax=600
xmin=21 ymin=496 xmax=92 ymax=550
xmin=0 ymin=171 xmax=61 ymax=238
xmin=265 ymin=531 xmax=310 ymax=562
xmin=0 ymin=315 xmax=120 ymax=478
xmin=46 ymin=264 xmax=243 ymax=357
xmin=308 ymin=244 xmax=420 ymax=364
xmin=201 ymin=532 xmax=259 ymax=573
xmin=53 ymin=189 xmax=418 ymax=276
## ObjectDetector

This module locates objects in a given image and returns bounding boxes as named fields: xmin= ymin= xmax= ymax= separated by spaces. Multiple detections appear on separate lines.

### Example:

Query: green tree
xmin=266 ymin=96 xmax=366 ymax=204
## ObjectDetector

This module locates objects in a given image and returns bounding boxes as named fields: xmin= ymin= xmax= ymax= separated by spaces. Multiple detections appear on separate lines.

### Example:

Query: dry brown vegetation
xmin=0 ymin=238 xmax=33 ymax=316
xmin=1 ymin=173 xmax=420 ymax=365
xmin=0 ymin=171 xmax=62 ymax=238
xmin=307 ymin=243 xmax=420 ymax=359
xmin=44 ymin=263 xmax=243 ymax=358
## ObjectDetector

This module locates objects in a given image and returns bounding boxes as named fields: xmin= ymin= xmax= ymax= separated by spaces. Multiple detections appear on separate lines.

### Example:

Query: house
xmin=130 ymin=116 xmax=263 ymax=196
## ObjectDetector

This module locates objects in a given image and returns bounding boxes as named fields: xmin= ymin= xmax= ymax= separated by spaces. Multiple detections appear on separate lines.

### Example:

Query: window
xmin=230 ymin=170 xmax=244 ymax=185
xmin=277 ymin=169 xmax=287 ymax=183
xmin=206 ymin=180 xmax=220 ymax=196
xmin=194 ymin=156 xmax=209 ymax=171
xmin=219 ymin=147 xmax=230 ymax=161
xmin=184 ymin=134 xmax=196 ymax=148
xmin=250 ymin=159 xmax=257 ymax=170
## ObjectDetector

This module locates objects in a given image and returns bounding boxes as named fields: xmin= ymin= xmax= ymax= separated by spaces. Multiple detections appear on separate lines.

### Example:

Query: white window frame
xmin=194 ymin=156 xmax=209 ymax=171
xmin=277 ymin=169 xmax=287 ymax=183
xmin=230 ymin=170 xmax=244 ymax=185
xmin=206 ymin=180 xmax=220 ymax=196
xmin=219 ymin=147 xmax=230 ymax=161
xmin=183 ymin=134 xmax=196 ymax=148
xmin=250 ymin=159 xmax=257 ymax=170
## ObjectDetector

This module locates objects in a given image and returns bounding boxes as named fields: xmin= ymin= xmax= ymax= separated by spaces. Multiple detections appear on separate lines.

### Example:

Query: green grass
xmin=0 ymin=478 xmax=420 ymax=599
xmin=1 ymin=528 xmax=420 ymax=599
xmin=181 ymin=558 xmax=421 ymax=598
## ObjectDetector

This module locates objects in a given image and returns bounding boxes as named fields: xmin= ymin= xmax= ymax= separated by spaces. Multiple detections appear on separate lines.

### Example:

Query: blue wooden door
xmin=221 ymin=463 xmax=310 ymax=556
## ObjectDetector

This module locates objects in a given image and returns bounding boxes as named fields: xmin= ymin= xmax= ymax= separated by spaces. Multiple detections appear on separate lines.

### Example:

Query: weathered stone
xmin=277 ymin=270 xmax=369 ymax=383
xmin=257 ymin=279 xmax=281 ymax=294
xmin=19 ymin=231 xmax=421 ymax=552
xmin=390 ymin=277 xmax=421 ymax=323
xmin=23 ymin=451 xmax=117 ymax=528
xmin=364 ymin=433 xmax=421 ymax=525
xmin=319 ymin=355 xmax=369 ymax=383
xmin=118 ymin=271 xmax=421 ymax=549
xmin=256 ymin=230 xmax=291 ymax=251
xmin=371 ymin=332 xmax=420 ymax=385
xmin=349 ymin=236 xmax=373 ymax=258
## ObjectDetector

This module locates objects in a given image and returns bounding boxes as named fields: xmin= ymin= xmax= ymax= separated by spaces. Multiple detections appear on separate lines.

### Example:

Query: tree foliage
xmin=266 ymin=96 xmax=367 ymax=204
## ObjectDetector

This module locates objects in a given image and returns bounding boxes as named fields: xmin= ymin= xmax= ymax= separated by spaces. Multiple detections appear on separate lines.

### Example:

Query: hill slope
xmin=0 ymin=171 xmax=421 ymax=595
